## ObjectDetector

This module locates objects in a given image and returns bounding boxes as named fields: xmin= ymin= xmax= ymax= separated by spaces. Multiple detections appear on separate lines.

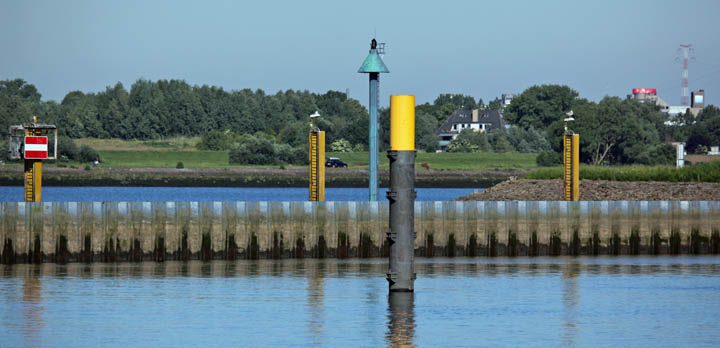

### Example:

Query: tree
xmin=506 ymin=126 xmax=550 ymax=153
xmin=685 ymin=106 xmax=720 ymax=153
xmin=330 ymin=139 xmax=352 ymax=152
xmin=55 ymin=136 xmax=78 ymax=160
xmin=564 ymin=97 xmax=667 ymax=165
xmin=504 ymin=85 xmax=579 ymax=130
xmin=78 ymin=145 xmax=100 ymax=162
xmin=0 ymin=79 xmax=42 ymax=133
xmin=197 ymin=130 xmax=235 ymax=150
xmin=229 ymin=135 xmax=277 ymax=165
xmin=487 ymin=97 xmax=503 ymax=111
xmin=446 ymin=138 xmax=479 ymax=153
xmin=433 ymin=94 xmax=477 ymax=110
xmin=278 ymin=122 xmax=310 ymax=148
xmin=418 ymin=134 xmax=438 ymax=153
xmin=415 ymin=111 xmax=438 ymax=152
xmin=456 ymin=128 xmax=491 ymax=152
xmin=536 ymin=150 xmax=561 ymax=166
xmin=491 ymin=132 xmax=514 ymax=153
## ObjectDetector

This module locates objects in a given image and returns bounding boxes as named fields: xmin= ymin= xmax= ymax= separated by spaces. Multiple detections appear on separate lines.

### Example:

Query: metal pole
xmin=369 ymin=72 xmax=379 ymax=201
xmin=387 ymin=95 xmax=415 ymax=292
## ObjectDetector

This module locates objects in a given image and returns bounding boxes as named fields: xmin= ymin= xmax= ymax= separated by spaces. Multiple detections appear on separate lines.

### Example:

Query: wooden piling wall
xmin=1 ymin=201 xmax=718 ymax=263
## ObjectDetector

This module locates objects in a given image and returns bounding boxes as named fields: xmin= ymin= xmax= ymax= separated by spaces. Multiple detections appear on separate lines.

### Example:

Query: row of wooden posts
xmin=1 ymin=201 xmax=719 ymax=264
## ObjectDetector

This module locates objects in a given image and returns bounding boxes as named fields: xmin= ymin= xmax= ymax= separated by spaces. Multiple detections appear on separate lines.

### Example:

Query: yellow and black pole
xmin=24 ymin=126 xmax=43 ymax=202
xmin=563 ymin=113 xmax=580 ymax=201
xmin=308 ymin=111 xmax=325 ymax=201
xmin=10 ymin=116 xmax=57 ymax=202
xmin=387 ymin=95 xmax=416 ymax=292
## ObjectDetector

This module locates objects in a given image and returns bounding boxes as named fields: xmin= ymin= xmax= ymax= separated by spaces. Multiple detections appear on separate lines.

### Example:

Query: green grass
xmin=68 ymin=138 xmax=538 ymax=170
xmin=76 ymin=137 xmax=200 ymax=151
xmin=90 ymin=150 xmax=537 ymax=170
xmin=99 ymin=150 xmax=232 ymax=168
xmin=328 ymin=152 xmax=538 ymax=171
xmin=524 ymin=161 xmax=720 ymax=182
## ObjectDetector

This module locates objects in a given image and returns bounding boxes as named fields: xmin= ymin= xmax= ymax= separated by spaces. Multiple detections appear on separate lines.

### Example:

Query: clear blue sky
xmin=1 ymin=0 xmax=718 ymax=107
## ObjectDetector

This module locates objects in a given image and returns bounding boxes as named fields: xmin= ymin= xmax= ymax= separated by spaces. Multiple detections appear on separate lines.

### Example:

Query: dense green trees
xmin=446 ymin=127 xmax=550 ymax=154
xmin=507 ymin=84 xmax=692 ymax=166
xmin=503 ymin=85 xmax=578 ymax=130
xmin=4 ymin=78 xmax=717 ymax=166
xmin=0 ymin=79 xmax=370 ymax=145
xmin=0 ymin=79 xmax=504 ymax=158
xmin=228 ymin=134 xmax=306 ymax=166
xmin=684 ymin=106 xmax=720 ymax=153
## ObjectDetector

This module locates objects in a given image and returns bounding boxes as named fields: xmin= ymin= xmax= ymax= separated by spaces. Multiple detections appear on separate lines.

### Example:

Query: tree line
xmin=0 ymin=78 xmax=503 ymax=160
xmin=499 ymin=84 xmax=719 ymax=166
xmin=3 ymin=78 xmax=716 ymax=166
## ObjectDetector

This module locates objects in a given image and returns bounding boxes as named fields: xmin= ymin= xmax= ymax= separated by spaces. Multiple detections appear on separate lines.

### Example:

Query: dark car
xmin=325 ymin=157 xmax=348 ymax=168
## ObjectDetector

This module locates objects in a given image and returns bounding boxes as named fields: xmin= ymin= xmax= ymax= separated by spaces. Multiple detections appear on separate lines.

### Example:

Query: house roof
xmin=435 ymin=109 xmax=505 ymax=135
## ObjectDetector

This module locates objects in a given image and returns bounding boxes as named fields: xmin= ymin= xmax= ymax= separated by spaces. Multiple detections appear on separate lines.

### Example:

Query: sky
xmin=1 ymin=0 xmax=719 ymax=108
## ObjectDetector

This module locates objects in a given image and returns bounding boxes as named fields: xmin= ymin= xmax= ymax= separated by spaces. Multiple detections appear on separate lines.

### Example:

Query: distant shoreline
xmin=0 ymin=166 xmax=519 ymax=188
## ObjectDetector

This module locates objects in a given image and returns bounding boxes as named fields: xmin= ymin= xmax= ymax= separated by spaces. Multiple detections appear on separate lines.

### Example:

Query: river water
xmin=2 ymin=257 xmax=720 ymax=347
xmin=0 ymin=186 xmax=480 ymax=202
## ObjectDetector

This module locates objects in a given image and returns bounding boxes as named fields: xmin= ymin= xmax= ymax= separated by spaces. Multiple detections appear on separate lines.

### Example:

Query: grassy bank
xmin=524 ymin=161 xmax=720 ymax=182
xmin=100 ymin=151 xmax=232 ymax=168
xmin=90 ymin=150 xmax=538 ymax=170
xmin=75 ymin=137 xmax=200 ymax=151
xmin=327 ymin=152 xmax=537 ymax=170
xmin=30 ymin=138 xmax=538 ymax=170
xmin=0 ymin=167 xmax=510 ymax=188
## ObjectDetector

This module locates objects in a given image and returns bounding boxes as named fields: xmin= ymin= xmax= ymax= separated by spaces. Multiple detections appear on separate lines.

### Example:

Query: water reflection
xmin=562 ymin=261 xmax=581 ymax=347
xmin=386 ymin=292 xmax=415 ymax=348
xmin=3 ymin=258 xmax=718 ymax=279
xmin=307 ymin=261 xmax=326 ymax=346
xmin=1 ymin=258 xmax=719 ymax=347
xmin=22 ymin=269 xmax=44 ymax=348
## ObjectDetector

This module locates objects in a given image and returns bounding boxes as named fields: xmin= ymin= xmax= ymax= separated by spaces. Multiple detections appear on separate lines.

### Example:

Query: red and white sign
xmin=632 ymin=88 xmax=657 ymax=95
xmin=24 ymin=136 xmax=48 ymax=159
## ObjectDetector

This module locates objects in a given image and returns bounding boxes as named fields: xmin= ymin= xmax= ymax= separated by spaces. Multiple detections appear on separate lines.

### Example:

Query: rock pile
xmin=457 ymin=179 xmax=720 ymax=201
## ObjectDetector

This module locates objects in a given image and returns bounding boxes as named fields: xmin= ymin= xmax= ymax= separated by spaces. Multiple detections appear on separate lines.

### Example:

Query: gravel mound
xmin=456 ymin=179 xmax=720 ymax=201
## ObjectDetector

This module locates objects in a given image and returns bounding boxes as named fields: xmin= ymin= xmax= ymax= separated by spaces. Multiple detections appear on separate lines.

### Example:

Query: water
xmin=0 ymin=186 xmax=480 ymax=202
xmin=2 ymin=257 xmax=720 ymax=347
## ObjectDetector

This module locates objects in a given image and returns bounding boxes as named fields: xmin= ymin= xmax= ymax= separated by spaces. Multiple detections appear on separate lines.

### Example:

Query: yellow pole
xmin=33 ymin=161 xmax=42 ymax=201
xmin=571 ymin=134 xmax=579 ymax=201
xmin=24 ymin=128 xmax=43 ymax=202
xmin=563 ymin=133 xmax=580 ymax=201
xmin=563 ymin=134 xmax=570 ymax=201
xmin=318 ymin=131 xmax=325 ymax=202
xmin=390 ymin=95 xmax=415 ymax=151
xmin=309 ymin=130 xmax=317 ymax=201
xmin=308 ymin=129 xmax=326 ymax=201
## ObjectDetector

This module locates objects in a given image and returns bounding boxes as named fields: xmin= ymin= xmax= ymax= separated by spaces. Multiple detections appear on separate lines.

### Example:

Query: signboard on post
xmin=24 ymin=136 xmax=48 ymax=159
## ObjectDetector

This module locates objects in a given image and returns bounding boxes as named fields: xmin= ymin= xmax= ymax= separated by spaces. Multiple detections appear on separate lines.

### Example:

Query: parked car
xmin=325 ymin=157 xmax=348 ymax=168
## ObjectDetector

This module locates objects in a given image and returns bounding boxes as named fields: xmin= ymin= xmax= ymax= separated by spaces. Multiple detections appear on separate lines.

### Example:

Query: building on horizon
xmin=628 ymin=88 xmax=706 ymax=117
xmin=435 ymin=109 xmax=505 ymax=151
xmin=501 ymin=94 xmax=515 ymax=107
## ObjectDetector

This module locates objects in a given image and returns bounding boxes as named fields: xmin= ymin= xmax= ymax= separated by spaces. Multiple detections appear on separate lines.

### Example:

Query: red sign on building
xmin=632 ymin=88 xmax=657 ymax=95
xmin=24 ymin=136 xmax=48 ymax=159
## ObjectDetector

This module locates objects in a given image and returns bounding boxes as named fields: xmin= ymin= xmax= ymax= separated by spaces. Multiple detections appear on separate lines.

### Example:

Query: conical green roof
xmin=357 ymin=49 xmax=389 ymax=73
